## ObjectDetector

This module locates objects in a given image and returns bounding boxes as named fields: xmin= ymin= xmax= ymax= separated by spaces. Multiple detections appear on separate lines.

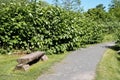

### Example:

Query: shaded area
xmin=104 ymin=43 xmax=120 ymax=51
xmin=28 ymin=57 xmax=41 ymax=66
xmin=104 ymin=42 xmax=120 ymax=62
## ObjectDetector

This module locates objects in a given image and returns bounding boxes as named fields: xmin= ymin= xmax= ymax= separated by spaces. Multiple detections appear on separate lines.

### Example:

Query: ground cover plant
xmin=0 ymin=53 xmax=68 ymax=80
xmin=96 ymin=49 xmax=120 ymax=80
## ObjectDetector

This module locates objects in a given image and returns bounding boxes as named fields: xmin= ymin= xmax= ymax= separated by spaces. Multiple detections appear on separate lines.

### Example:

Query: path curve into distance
xmin=37 ymin=42 xmax=115 ymax=80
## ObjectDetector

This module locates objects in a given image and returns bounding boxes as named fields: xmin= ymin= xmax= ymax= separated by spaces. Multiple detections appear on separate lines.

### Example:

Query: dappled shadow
xmin=103 ymin=43 xmax=120 ymax=61
xmin=28 ymin=57 xmax=41 ymax=66
xmin=102 ymin=42 xmax=120 ymax=51
xmin=105 ymin=45 xmax=120 ymax=51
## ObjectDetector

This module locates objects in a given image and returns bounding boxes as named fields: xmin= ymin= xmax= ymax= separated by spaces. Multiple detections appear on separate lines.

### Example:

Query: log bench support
xmin=15 ymin=51 xmax=48 ymax=71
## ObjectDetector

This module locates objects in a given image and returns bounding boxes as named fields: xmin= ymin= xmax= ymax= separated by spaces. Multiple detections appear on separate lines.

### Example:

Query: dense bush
xmin=0 ymin=2 xmax=107 ymax=54
xmin=114 ymin=22 xmax=120 ymax=46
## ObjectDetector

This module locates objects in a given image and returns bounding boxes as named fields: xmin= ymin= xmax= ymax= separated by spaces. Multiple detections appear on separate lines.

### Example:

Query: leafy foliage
xmin=0 ymin=1 xmax=118 ymax=54
xmin=108 ymin=0 xmax=120 ymax=46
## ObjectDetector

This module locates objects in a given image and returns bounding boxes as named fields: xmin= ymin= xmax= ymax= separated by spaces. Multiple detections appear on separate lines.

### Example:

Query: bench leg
xmin=15 ymin=64 xmax=30 ymax=71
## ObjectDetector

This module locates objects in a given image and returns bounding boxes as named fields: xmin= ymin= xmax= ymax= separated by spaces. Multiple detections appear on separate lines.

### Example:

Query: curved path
xmin=37 ymin=42 xmax=114 ymax=80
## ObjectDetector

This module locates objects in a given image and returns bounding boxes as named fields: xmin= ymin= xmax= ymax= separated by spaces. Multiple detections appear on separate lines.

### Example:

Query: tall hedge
xmin=0 ymin=2 xmax=104 ymax=54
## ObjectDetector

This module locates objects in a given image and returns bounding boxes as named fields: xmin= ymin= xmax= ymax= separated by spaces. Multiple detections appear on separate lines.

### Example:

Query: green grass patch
xmin=95 ymin=49 xmax=120 ymax=80
xmin=0 ymin=53 xmax=68 ymax=80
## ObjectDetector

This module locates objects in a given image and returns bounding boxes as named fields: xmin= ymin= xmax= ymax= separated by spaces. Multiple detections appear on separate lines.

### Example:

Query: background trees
xmin=109 ymin=0 xmax=120 ymax=21
xmin=108 ymin=0 xmax=120 ymax=46
xmin=84 ymin=4 xmax=107 ymax=22
xmin=53 ymin=0 xmax=81 ymax=11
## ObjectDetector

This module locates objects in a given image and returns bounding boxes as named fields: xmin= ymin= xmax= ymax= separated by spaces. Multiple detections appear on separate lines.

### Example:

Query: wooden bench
xmin=15 ymin=51 xmax=48 ymax=71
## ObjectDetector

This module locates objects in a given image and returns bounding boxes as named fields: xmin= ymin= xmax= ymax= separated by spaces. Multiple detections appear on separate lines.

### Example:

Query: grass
xmin=0 ymin=53 xmax=68 ymax=80
xmin=0 ymin=34 xmax=116 ymax=80
xmin=95 ymin=49 xmax=120 ymax=80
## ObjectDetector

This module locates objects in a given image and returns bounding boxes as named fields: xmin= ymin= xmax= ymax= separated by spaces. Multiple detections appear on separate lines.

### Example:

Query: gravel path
xmin=37 ymin=42 xmax=114 ymax=80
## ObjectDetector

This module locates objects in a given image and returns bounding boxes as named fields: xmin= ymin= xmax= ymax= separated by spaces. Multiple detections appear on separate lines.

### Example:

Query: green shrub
xmin=115 ymin=22 xmax=120 ymax=46
xmin=0 ymin=2 xmax=105 ymax=54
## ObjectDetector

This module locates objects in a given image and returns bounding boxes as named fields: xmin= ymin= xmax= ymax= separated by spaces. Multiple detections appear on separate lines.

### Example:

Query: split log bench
xmin=15 ymin=51 xmax=48 ymax=71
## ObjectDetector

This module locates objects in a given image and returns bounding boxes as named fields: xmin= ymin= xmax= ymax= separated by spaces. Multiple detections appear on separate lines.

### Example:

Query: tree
xmin=96 ymin=4 xmax=105 ymax=10
xmin=53 ymin=0 xmax=59 ymax=7
xmin=109 ymin=0 xmax=120 ymax=9
xmin=109 ymin=0 xmax=120 ymax=21
xmin=85 ymin=4 xmax=107 ymax=21
xmin=53 ymin=0 xmax=81 ymax=11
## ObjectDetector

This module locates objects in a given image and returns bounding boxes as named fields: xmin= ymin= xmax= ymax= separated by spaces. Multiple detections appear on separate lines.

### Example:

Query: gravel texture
xmin=37 ymin=42 xmax=114 ymax=80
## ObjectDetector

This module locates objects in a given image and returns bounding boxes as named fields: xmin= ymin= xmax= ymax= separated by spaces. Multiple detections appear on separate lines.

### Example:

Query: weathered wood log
xmin=17 ymin=51 xmax=44 ymax=64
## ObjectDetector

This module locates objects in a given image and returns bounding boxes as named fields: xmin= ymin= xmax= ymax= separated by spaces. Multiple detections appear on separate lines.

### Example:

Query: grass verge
xmin=95 ymin=49 xmax=120 ymax=80
xmin=0 ymin=53 xmax=68 ymax=80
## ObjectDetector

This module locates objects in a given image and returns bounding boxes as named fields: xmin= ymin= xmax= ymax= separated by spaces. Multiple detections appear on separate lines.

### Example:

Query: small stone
xmin=22 ymin=64 xmax=30 ymax=71
xmin=15 ymin=64 xmax=24 ymax=70
xmin=41 ymin=55 xmax=48 ymax=61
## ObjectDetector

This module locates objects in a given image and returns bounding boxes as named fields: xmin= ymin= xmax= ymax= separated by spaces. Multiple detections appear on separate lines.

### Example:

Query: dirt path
xmin=37 ymin=42 xmax=114 ymax=80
